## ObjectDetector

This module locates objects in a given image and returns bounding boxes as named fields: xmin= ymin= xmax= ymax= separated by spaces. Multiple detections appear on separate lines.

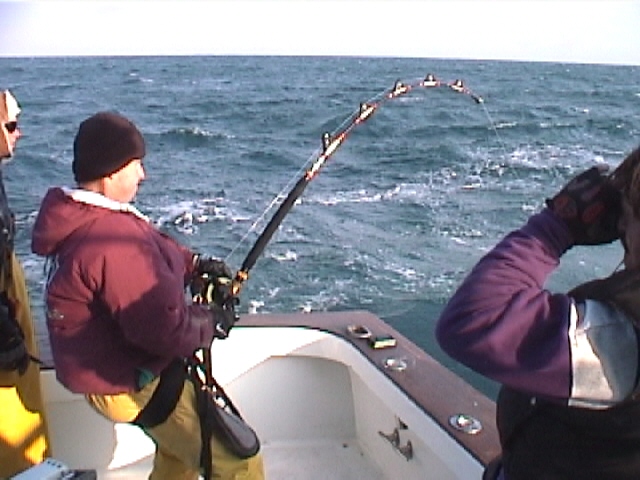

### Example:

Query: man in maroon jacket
xmin=32 ymin=112 xmax=264 ymax=479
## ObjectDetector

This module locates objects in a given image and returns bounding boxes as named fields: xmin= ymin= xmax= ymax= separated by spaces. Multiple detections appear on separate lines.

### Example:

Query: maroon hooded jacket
xmin=31 ymin=187 xmax=216 ymax=394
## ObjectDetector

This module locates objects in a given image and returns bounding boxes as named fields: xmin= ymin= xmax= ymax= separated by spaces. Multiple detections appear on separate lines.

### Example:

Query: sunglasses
xmin=4 ymin=122 xmax=18 ymax=134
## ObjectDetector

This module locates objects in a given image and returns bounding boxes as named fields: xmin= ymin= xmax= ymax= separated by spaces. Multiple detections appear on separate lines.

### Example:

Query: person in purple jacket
xmin=31 ymin=112 xmax=264 ymax=479
xmin=437 ymin=146 xmax=640 ymax=480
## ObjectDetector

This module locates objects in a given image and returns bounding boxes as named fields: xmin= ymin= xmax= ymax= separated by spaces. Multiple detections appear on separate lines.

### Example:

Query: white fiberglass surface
xmin=39 ymin=326 xmax=483 ymax=479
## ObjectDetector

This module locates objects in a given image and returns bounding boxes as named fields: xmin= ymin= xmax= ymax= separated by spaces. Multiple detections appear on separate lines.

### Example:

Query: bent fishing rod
xmin=194 ymin=74 xmax=487 ymax=386
xmin=227 ymin=74 xmax=485 ymax=299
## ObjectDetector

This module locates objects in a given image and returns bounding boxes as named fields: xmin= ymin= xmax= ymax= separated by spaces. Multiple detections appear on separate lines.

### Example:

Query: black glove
xmin=193 ymin=254 xmax=233 ymax=278
xmin=210 ymin=302 xmax=237 ymax=339
xmin=546 ymin=165 xmax=622 ymax=246
xmin=204 ymin=277 xmax=239 ymax=339
xmin=190 ymin=255 xmax=235 ymax=304
xmin=0 ymin=302 xmax=29 ymax=375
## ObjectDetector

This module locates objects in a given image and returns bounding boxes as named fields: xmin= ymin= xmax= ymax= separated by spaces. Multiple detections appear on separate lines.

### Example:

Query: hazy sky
xmin=0 ymin=0 xmax=639 ymax=65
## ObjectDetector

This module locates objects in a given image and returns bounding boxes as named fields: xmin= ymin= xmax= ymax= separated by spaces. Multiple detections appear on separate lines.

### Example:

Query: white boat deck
xmin=96 ymin=438 xmax=387 ymax=480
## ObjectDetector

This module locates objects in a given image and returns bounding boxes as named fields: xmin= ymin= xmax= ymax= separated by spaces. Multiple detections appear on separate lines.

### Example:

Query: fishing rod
xmin=194 ymin=74 xmax=486 ymax=389
xmin=229 ymin=74 xmax=484 ymax=298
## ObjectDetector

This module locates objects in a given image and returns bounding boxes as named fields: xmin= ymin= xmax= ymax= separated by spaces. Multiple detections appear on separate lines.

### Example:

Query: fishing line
xmin=478 ymin=102 xmax=512 ymax=168
xmin=223 ymin=74 xmax=498 ymax=296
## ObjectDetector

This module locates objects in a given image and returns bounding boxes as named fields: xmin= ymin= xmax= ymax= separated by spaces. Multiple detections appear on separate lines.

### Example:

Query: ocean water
xmin=2 ymin=56 xmax=639 ymax=398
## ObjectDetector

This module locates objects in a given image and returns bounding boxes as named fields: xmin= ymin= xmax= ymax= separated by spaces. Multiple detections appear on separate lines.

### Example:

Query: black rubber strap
xmin=132 ymin=359 xmax=185 ymax=428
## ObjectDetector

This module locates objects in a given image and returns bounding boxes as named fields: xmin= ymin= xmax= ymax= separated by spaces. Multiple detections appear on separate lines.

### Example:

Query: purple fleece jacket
xmin=436 ymin=209 xmax=575 ymax=400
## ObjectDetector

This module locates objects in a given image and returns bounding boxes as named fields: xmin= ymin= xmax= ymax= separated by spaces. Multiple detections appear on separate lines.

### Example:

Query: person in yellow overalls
xmin=0 ymin=90 xmax=51 ymax=477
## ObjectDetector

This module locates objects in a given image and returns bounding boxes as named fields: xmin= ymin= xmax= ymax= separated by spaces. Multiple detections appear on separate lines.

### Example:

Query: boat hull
xmin=39 ymin=310 xmax=499 ymax=479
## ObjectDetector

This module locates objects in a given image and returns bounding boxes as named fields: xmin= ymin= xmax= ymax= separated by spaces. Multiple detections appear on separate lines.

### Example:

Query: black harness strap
xmin=131 ymin=357 xmax=215 ymax=480
xmin=132 ymin=359 xmax=185 ymax=429
xmin=196 ymin=382 xmax=214 ymax=480
xmin=188 ymin=361 xmax=215 ymax=480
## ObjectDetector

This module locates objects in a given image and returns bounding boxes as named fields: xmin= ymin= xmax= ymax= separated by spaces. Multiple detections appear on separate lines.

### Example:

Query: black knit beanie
xmin=72 ymin=112 xmax=145 ymax=182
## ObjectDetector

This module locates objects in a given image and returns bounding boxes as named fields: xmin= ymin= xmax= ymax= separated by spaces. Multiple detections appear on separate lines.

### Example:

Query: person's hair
xmin=610 ymin=146 xmax=640 ymax=218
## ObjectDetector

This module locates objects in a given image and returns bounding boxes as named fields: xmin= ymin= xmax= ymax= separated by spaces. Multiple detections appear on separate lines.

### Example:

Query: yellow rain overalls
xmin=0 ymin=252 xmax=51 ymax=477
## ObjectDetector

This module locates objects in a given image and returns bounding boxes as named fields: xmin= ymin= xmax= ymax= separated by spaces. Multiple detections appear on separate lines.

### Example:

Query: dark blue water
xmin=3 ymin=56 xmax=640 ymax=397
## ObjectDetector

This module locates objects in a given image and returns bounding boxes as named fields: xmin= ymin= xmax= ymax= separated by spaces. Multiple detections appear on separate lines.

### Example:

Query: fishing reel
xmin=190 ymin=272 xmax=235 ymax=306
xmin=190 ymin=256 xmax=240 ymax=338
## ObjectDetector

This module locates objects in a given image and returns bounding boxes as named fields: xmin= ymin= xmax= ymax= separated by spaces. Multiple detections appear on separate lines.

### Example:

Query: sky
xmin=0 ymin=0 xmax=639 ymax=66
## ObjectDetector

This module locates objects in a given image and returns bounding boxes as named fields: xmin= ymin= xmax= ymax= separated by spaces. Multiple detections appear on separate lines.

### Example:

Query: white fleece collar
xmin=62 ymin=187 xmax=149 ymax=222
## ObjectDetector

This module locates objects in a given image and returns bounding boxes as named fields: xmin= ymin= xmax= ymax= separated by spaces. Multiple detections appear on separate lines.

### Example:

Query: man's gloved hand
xmin=193 ymin=255 xmax=233 ymax=279
xmin=210 ymin=303 xmax=238 ymax=339
xmin=546 ymin=165 xmax=622 ymax=246
xmin=0 ymin=301 xmax=29 ymax=375
xmin=190 ymin=255 xmax=234 ymax=304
